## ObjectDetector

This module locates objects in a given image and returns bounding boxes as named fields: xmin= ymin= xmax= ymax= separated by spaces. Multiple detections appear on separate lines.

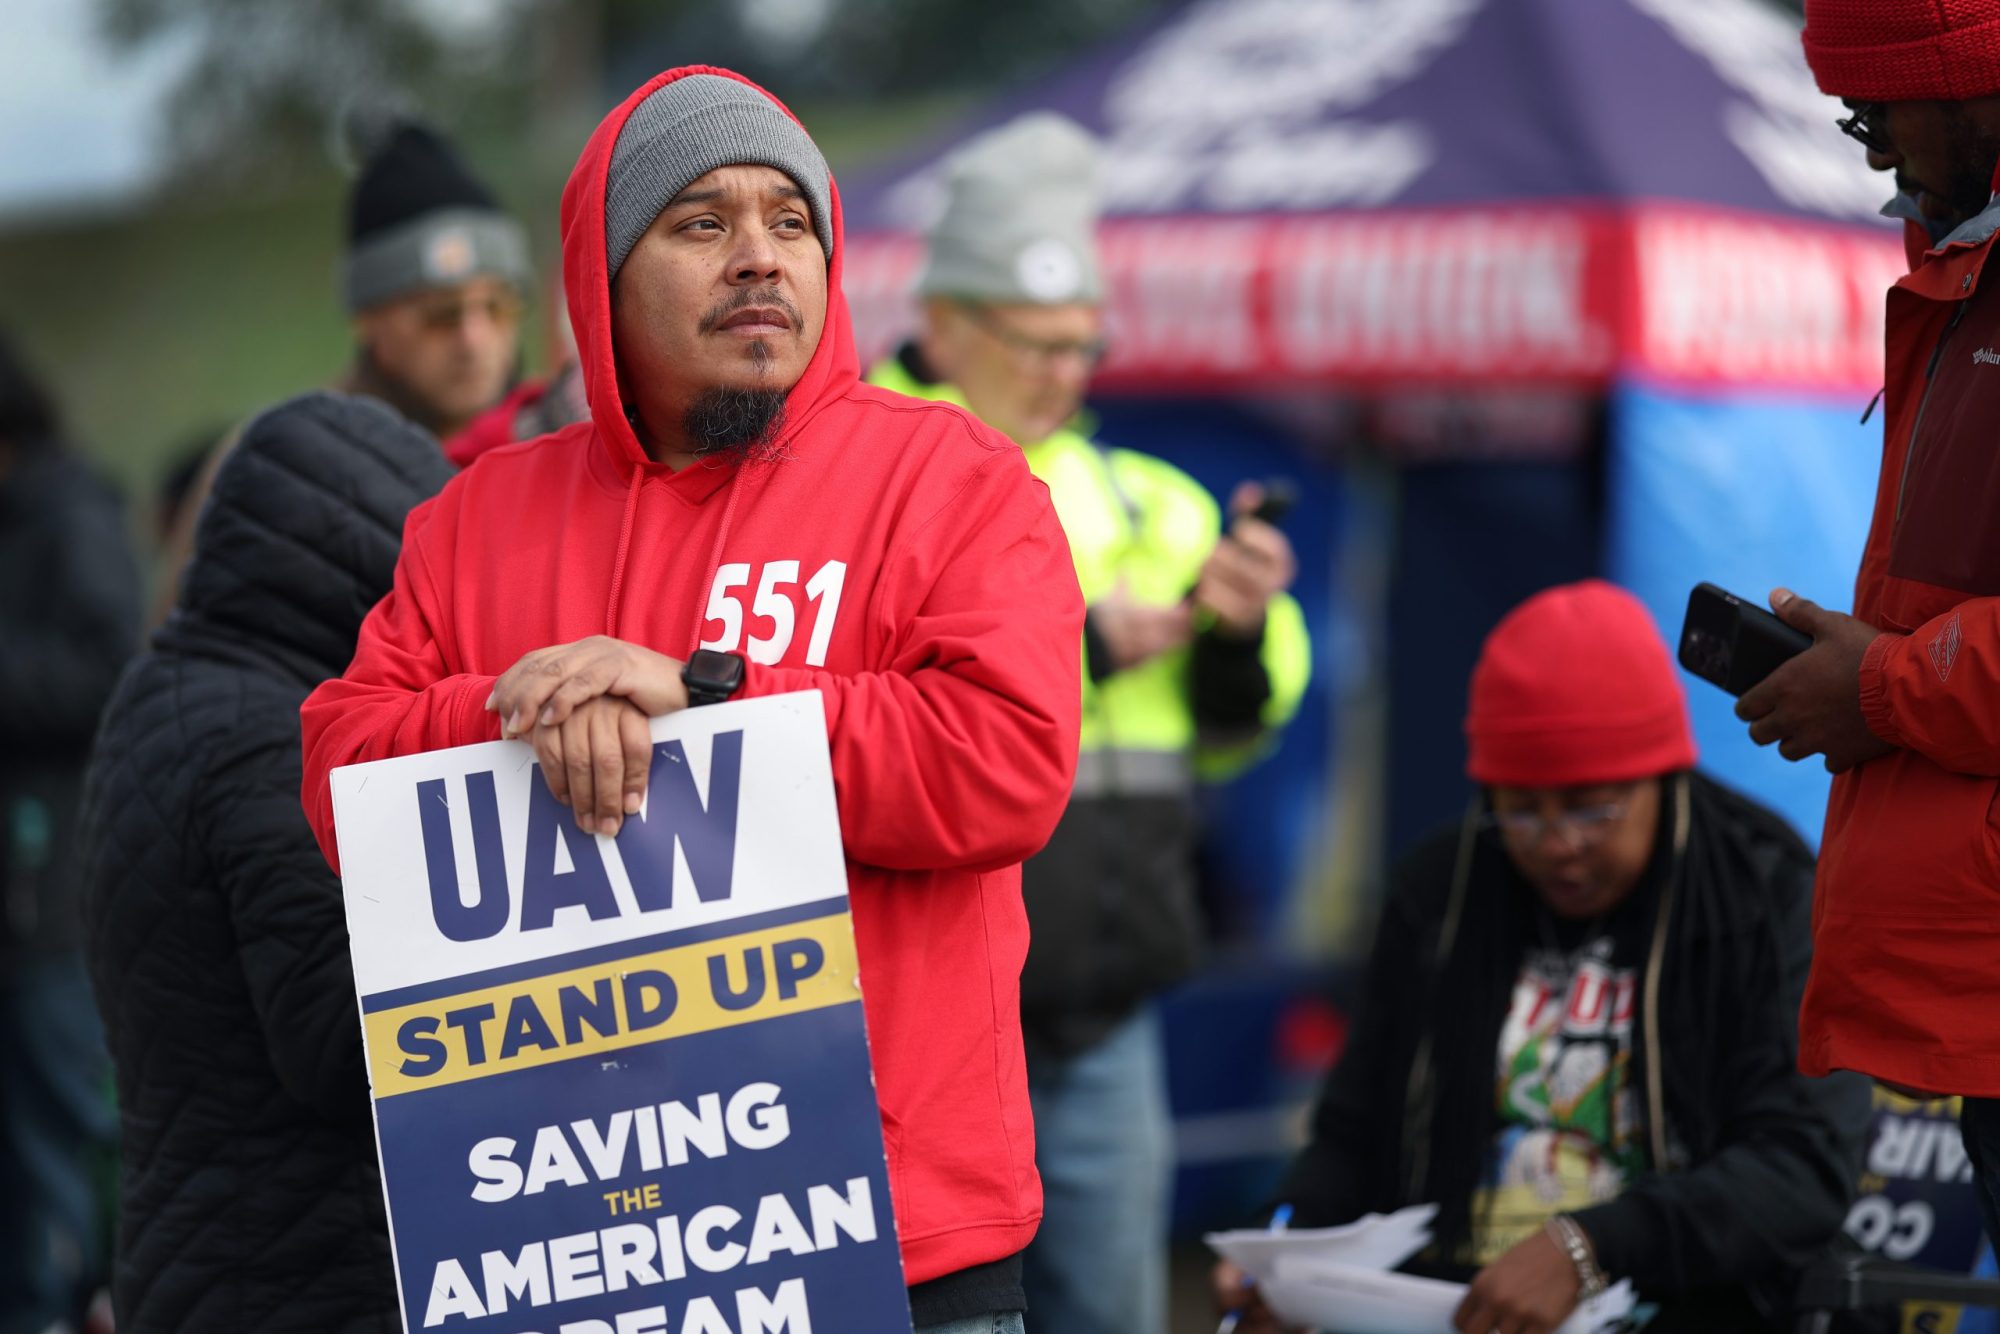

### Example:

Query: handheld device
xmin=1677 ymin=582 xmax=1812 ymax=697
xmin=1244 ymin=479 xmax=1298 ymax=529
xmin=1182 ymin=479 xmax=1301 ymax=604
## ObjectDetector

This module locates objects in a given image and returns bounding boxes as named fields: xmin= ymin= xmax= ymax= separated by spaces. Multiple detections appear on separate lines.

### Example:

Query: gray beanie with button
xmin=604 ymin=74 xmax=834 ymax=282
xmin=916 ymin=112 xmax=1103 ymax=305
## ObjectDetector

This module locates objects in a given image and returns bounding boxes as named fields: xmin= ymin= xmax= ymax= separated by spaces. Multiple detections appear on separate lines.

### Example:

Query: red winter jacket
xmin=299 ymin=66 xmax=1082 ymax=1284
xmin=1802 ymin=196 xmax=2000 ymax=1098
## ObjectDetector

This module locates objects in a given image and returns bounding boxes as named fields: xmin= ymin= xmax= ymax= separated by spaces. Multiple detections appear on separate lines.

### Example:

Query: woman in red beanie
xmin=1214 ymin=582 xmax=1869 ymax=1334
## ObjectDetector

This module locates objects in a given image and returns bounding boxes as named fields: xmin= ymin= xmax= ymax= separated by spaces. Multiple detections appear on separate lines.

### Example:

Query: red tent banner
xmin=838 ymin=0 xmax=1907 ymax=397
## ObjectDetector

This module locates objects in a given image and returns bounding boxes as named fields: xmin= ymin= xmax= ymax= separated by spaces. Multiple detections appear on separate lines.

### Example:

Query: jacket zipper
xmin=1641 ymin=773 xmax=1690 ymax=1173
xmin=1403 ymin=799 xmax=1480 ymax=1201
xmin=1895 ymin=298 xmax=1972 ymax=525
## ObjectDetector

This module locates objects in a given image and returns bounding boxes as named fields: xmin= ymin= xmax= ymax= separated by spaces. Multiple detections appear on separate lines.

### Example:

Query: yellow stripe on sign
xmin=363 ymin=914 xmax=859 ymax=1098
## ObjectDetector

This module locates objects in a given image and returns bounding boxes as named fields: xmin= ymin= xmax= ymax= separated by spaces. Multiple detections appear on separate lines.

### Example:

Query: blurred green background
xmin=0 ymin=0 xmax=1811 ymax=503
xmin=0 ymin=0 xmax=1166 ymax=499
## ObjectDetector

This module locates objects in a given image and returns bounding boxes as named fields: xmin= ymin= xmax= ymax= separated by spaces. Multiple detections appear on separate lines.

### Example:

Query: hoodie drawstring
xmin=605 ymin=469 xmax=644 ymax=640
xmin=602 ymin=459 xmax=751 ymax=654
xmin=689 ymin=467 xmax=748 ymax=656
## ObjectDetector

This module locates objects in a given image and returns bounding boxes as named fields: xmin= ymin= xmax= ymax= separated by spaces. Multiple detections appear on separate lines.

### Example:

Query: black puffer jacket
xmin=78 ymin=393 xmax=452 ymax=1332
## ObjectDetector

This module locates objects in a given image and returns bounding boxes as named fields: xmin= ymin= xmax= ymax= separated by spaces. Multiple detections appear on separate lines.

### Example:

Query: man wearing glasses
xmin=1834 ymin=93 xmax=2000 ymax=253
xmin=337 ymin=116 xmax=532 ymax=443
xmin=870 ymin=112 xmax=1311 ymax=1334
xmin=152 ymin=117 xmax=531 ymax=621
xmin=1732 ymin=0 xmax=2000 ymax=1256
xmin=1215 ymin=582 xmax=1868 ymax=1334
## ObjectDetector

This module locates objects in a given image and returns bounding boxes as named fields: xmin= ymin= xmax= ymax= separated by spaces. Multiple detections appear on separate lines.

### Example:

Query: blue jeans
xmin=0 ymin=954 xmax=114 ymax=1334
xmin=1022 ymin=1008 xmax=1172 ymax=1334
xmin=915 ymin=1316 xmax=1025 ymax=1334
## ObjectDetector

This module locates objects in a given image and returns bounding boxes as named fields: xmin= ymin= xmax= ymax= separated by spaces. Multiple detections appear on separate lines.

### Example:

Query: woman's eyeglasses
xmin=1482 ymin=802 xmax=1628 ymax=849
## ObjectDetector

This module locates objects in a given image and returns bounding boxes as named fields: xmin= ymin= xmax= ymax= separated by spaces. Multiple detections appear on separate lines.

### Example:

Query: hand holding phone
xmin=1679 ymin=582 xmax=1812 ymax=697
xmin=1237 ymin=478 xmax=1298 ymax=531
xmin=1189 ymin=479 xmax=1300 ymax=629
xmin=1713 ymin=586 xmax=1898 ymax=773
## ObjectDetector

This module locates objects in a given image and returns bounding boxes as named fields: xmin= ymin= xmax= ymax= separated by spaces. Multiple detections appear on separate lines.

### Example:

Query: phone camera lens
xmin=1684 ymin=628 xmax=1727 ymax=679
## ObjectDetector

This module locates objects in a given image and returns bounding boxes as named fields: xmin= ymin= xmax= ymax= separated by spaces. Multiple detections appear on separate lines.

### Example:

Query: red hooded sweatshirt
xmin=300 ymin=67 xmax=1082 ymax=1285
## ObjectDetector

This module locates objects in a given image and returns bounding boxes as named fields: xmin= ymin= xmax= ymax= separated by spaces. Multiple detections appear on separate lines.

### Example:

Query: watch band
xmin=1546 ymin=1215 xmax=1609 ymax=1300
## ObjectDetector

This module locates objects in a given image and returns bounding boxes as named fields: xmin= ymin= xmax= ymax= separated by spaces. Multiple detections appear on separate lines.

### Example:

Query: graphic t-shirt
xmin=1469 ymin=930 xmax=1649 ymax=1264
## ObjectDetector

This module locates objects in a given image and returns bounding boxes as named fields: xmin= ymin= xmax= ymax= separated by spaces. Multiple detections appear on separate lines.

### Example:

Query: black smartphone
xmin=1244 ymin=479 xmax=1298 ymax=528
xmin=1678 ymin=582 xmax=1812 ymax=696
xmin=1184 ymin=480 xmax=1301 ymax=603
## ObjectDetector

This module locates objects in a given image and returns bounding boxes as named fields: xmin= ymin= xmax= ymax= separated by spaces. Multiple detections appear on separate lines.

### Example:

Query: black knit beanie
xmin=342 ymin=119 xmax=531 ymax=313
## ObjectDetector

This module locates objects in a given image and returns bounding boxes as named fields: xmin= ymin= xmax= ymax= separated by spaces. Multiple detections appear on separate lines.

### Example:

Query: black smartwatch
xmin=682 ymin=649 xmax=746 ymax=707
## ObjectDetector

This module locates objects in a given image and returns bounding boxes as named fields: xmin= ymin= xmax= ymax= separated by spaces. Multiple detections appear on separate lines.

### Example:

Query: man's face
xmin=1488 ymin=779 xmax=1661 ymax=922
xmin=611 ymin=164 xmax=828 ymax=459
xmin=920 ymin=299 xmax=1102 ymax=447
xmin=351 ymin=274 xmax=522 ymax=434
xmin=1858 ymin=99 xmax=2000 ymax=231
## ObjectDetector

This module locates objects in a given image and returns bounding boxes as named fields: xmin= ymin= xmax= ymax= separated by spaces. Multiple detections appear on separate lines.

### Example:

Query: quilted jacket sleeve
xmin=199 ymin=706 xmax=371 ymax=1119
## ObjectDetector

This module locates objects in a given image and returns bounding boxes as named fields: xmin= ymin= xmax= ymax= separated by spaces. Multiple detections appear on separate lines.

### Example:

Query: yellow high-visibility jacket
xmin=870 ymin=351 xmax=1311 ymax=1055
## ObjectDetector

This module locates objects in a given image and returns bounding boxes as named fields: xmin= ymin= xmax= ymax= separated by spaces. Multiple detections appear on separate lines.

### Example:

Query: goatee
xmin=681 ymin=383 xmax=788 ymax=462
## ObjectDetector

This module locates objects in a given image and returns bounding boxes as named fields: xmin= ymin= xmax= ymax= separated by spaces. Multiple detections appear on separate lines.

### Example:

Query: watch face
xmin=687 ymin=650 xmax=744 ymax=699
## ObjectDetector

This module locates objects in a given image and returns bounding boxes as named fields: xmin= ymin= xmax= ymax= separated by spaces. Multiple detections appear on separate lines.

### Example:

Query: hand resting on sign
xmin=487 ymin=636 xmax=691 ymax=837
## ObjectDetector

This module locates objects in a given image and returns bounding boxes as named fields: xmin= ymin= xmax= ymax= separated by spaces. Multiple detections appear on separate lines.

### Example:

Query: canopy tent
xmin=839 ymin=0 xmax=1938 ymax=1244
xmin=841 ymin=0 xmax=1903 ymax=867
xmin=841 ymin=0 xmax=1904 ymax=396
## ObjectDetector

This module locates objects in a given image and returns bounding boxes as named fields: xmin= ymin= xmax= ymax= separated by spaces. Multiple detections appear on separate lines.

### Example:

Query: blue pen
xmin=1217 ymin=1203 xmax=1293 ymax=1334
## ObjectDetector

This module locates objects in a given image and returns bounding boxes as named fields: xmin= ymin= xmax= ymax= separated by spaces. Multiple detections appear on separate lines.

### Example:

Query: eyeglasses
xmin=1837 ymin=99 xmax=1891 ymax=156
xmin=1482 ymin=802 xmax=1629 ymax=849
xmin=956 ymin=301 xmax=1108 ymax=370
xmin=416 ymin=290 xmax=525 ymax=334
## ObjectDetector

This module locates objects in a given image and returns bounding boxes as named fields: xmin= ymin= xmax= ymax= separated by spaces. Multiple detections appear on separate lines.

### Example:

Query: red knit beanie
xmin=1465 ymin=580 xmax=1697 ymax=789
xmin=1803 ymin=0 xmax=2000 ymax=102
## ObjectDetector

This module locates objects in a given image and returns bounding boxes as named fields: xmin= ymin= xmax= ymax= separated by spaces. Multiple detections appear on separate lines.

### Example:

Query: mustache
xmin=699 ymin=287 xmax=802 ymax=334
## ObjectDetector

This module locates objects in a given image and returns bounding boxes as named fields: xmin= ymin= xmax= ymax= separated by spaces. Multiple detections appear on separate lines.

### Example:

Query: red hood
xmin=559 ymin=65 xmax=859 ymax=478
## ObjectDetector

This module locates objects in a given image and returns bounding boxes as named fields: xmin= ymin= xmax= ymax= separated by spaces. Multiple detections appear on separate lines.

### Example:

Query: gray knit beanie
xmin=604 ymin=74 xmax=834 ymax=281
xmin=916 ymin=112 xmax=1103 ymax=305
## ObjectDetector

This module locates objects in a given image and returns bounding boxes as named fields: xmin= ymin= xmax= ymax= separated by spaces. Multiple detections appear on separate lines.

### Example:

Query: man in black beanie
xmin=149 ymin=118 xmax=532 ymax=626
xmin=340 ymin=117 xmax=532 ymax=441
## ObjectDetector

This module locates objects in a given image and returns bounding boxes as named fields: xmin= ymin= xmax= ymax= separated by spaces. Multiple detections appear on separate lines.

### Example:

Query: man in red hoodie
xmin=1749 ymin=1 xmax=2000 ymax=1249
xmin=300 ymin=67 xmax=1083 ymax=1333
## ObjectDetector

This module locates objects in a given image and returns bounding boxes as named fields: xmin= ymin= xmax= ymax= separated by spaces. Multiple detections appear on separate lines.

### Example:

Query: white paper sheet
xmin=1258 ymin=1261 xmax=1636 ymax=1334
xmin=1205 ymin=1202 xmax=1438 ymax=1280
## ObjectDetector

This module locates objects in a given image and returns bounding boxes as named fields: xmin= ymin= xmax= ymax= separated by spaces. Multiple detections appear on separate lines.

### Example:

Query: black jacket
xmin=1276 ymin=772 xmax=1871 ymax=1327
xmin=1019 ymin=627 xmax=1271 ymax=1059
xmin=79 ymin=393 xmax=452 ymax=1332
xmin=0 ymin=441 xmax=139 ymax=964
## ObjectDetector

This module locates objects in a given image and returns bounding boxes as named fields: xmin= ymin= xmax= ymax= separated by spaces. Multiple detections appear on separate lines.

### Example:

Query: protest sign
xmin=1846 ymin=1090 xmax=1986 ymax=1271
xmin=331 ymin=691 xmax=911 ymax=1334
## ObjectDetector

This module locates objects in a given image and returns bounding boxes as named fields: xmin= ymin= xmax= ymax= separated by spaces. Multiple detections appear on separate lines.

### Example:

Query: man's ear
xmin=605 ymin=275 xmax=633 ymax=408
xmin=918 ymin=297 xmax=960 ymax=380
